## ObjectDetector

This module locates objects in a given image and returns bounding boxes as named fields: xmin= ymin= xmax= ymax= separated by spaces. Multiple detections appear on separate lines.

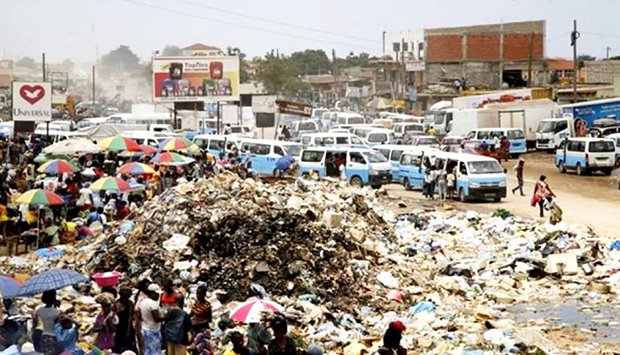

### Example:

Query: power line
xmin=170 ymin=0 xmax=380 ymax=44
xmin=581 ymin=32 xmax=620 ymax=39
xmin=119 ymin=0 xmax=380 ymax=52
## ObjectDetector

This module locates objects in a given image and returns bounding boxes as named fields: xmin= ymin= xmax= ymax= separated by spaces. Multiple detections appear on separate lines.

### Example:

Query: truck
xmin=432 ymin=95 xmax=557 ymax=141
xmin=447 ymin=108 xmax=497 ymax=137
xmin=536 ymin=98 xmax=620 ymax=150
xmin=485 ymin=99 xmax=559 ymax=149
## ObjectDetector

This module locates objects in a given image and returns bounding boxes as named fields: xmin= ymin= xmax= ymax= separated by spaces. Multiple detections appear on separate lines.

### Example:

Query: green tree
xmin=99 ymin=45 xmax=141 ymax=75
xmin=15 ymin=57 xmax=36 ymax=69
xmin=162 ymin=45 xmax=182 ymax=56
xmin=577 ymin=54 xmax=596 ymax=61
xmin=289 ymin=49 xmax=331 ymax=75
xmin=255 ymin=53 xmax=307 ymax=95
xmin=337 ymin=52 xmax=371 ymax=68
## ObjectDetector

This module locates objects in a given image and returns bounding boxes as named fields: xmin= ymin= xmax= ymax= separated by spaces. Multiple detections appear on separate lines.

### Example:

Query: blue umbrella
xmin=276 ymin=155 xmax=296 ymax=171
xmin=19 ymin=269 xmax=88 ymax=296
xmin=0 ymin=276 xmax=24 ymax=298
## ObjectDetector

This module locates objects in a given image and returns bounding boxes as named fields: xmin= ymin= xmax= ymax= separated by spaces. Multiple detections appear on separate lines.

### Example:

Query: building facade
xmin=424 ymin=20 xmax=546 ymax=89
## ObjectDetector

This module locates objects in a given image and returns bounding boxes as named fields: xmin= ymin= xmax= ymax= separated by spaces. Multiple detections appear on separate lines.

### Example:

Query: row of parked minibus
xmin=191 ymin=134 xmax=508 ymax=202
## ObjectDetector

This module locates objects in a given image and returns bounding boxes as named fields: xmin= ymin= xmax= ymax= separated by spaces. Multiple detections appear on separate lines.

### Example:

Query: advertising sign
xmin=12 ymin=81 xmax=52 ymax=122
xmin=152 ymin=56 xmax=240 ymax=102
xmin=275 ymin=100 xmax=312 ymax=117
xmin=405 ymin=61 xmax=425 ymax=72
xmin=252 ymin=95 xmax=277 ymax=113
xmin=48 ymin=72 xmax=68 ymax=105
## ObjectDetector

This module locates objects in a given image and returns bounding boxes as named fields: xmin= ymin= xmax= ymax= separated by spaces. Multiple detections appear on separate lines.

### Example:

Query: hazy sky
xmin=1 ymin=0 xmax=619 ymax=63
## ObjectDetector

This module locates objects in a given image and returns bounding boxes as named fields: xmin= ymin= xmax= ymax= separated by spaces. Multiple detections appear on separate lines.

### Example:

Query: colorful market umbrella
xmin=119 ymin=144 xmax=158 ymax=159
xmin=19 ymin=269 xmax=88 ymax=296
xmin=158 ymin=137 xmax=197 ymax=152
xmin=150 ymin=152 xmax=195 ymax=166
xmin=230 ymin=297 xmax=284 ymax=324
xmin=98 ymin=135 xmax=141 ymax=152
xmin=0 ymin=276 xmax=24 ymax=298
xmin=90 ymin=177 xmax=131 ymax=192
xmin=140 ymin=144 xmax=158 ymax=155
xmin=33 ymin=154 xmax=72 ymax=164
xmin=15 ymin=189 xmax=65 ymax=206
xmin=37 ymin=159 xmax=81 ymax=175
xmin=117 ymin=162 xmax=156 ymax=175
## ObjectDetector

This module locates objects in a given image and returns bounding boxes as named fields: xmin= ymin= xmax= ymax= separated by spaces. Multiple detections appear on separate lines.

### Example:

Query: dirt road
xmin=386 ymin=152 xmax=620 ymax=237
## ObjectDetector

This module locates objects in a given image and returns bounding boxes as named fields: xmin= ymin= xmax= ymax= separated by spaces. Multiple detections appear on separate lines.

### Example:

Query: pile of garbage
xmin=3 ymin=173 xmax=620 ymax=353
xmin=90 ymin=173 xmax=396 ymax=308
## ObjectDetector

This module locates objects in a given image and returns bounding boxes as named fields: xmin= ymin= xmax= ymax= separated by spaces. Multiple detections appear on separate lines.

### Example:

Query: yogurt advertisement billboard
xmin=12 ymin=81 xmax=52 ymax=122
xmin=152 ymin=56 xmax=240 ymax=102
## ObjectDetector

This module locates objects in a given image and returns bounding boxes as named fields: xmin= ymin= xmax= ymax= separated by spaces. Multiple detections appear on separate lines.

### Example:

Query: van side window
xmin=391 ymin=150 xmax=403 ymax=162
xmin=254 ymin=144 xmax=271 ymax=155
xmin=349 ymin=152 xmax=366 ymax=164
xmin=241 ymin=143 xmax=256 ymax=153
xmin=459 ymin=162 xmax=468 ymax=175
xmin=302 ymin=151 xmax=324 ymax=162
xmin=273 ymin=145 xmax=285 ymax=156
xmin=491 ymin=131 xmax=503 ymax=139
xmin=400 ymin=154 xmax=412 ymax=166
xmin=336 ymin=137 xmax=348 ymax=144
xmin=477 ymin=131 xmax=490 ymax=140
xmin=209 ymin=140 xmax=224 ymax=150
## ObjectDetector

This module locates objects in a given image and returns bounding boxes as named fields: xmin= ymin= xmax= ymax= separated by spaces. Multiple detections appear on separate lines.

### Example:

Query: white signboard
xmin=405 ymin=61 xmax=425 ymax=72
xmin=12 ymin=81 xmax=52 ymax=122
xmin=252 ymin=95 xmax=277 ymax=113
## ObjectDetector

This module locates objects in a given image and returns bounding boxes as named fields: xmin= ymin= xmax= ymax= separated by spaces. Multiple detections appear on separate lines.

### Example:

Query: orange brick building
xmin=424 ymin=20 xmax=546 ymax=89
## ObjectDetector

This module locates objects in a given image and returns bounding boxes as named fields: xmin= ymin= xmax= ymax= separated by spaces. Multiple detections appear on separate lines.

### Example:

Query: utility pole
xmin=571 ymin=20 xmax=580 ymax=103
xmin=382 ymin=31 xmax=386 ymax=57
xmin=401 ymin=38 xmax=405 ymax=98
xmin=92 ymin=65 xmax=96 ymax=105
xmin=42 ymin=53 xmax=46 ymax=81
xmin=527 ymin=32 xmax=534 ymax=88
xmin=607 ymin=46 xmax=611 ymax=60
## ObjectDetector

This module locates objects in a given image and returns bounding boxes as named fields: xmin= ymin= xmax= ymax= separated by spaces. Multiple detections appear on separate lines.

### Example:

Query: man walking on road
xmin=511 ymin=158 xmax=525 ymax=196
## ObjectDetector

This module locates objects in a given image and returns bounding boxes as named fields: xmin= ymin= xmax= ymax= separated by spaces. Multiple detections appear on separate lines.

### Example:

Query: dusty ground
xmin=386 ymin=151 xmax=620 ymax=237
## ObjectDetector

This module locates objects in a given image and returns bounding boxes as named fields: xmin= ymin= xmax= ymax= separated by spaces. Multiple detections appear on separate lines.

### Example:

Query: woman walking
xmin=532 ymin=175 xmax=554 ymax=217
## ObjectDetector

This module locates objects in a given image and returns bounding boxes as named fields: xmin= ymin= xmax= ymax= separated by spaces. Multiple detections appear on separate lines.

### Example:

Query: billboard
xmin=48 ymin=72 xmax=68 ymax=105
xmin=12 ymin=81 xmax=52 ymax=122
xmin=252 ymin=95 xmax=277 ymax=113
xmin=152 ymin=56 xmax=239 ymax=102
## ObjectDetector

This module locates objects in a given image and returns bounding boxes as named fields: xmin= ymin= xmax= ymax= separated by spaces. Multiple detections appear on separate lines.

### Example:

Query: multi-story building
xmin=424 ymin=20 xmax=546 ymax=89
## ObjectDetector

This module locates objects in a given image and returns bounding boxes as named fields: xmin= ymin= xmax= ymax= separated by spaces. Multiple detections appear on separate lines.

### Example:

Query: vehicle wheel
xmin=350 ymin=176 xmax=363 ymax=187
xmin=301 ymin=172 xmax=309 ymax=178
xmin=603 ymin=168 xmax=613 ymax=176
xmin=493 ymin=197 xmax=501 ymax=202
xmin=558 ymin=161 xmax=566 ymax=173
xmin=403 ymin=178 xmax=412 ymax=191
xmin=576 ymin=163 xmax=583 ymax=176
xmin=458 ymin=188 xmax=468 ymax=202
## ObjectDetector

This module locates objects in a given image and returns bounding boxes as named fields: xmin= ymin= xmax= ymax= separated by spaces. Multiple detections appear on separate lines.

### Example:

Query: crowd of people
xmin=0 ymin=278 xmax=408 ymax=355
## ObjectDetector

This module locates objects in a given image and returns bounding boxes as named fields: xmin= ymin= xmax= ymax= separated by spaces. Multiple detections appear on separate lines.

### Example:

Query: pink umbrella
xmin=229 ymin=297 xmax=284 ymax=324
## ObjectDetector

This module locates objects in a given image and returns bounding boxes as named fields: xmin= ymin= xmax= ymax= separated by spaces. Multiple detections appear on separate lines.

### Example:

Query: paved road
xmin=386 ymin=152 xmax=620 ymax=237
